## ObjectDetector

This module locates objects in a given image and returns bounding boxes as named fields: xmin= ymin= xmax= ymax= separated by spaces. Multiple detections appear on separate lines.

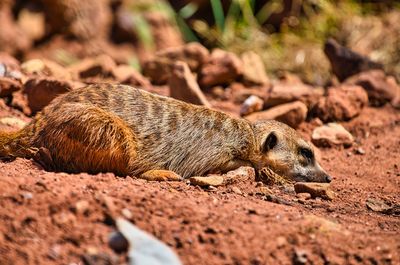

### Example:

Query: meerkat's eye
xmin=262 ymin=132 xmax=277 ymax=153
xmin=299 ymin=147 xmax=313 ymax=163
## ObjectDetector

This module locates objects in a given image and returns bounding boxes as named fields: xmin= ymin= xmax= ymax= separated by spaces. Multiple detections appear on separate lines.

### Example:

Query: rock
xmin=314 ymin=85 xmax=368 ymax=122
xmin=240 ymin=51 xmax=270 ymax=85
xmin=111 ymin=65 xmax=150 ymax=88
xmin=10 ymin=90 xmax=31 ymax=116
xmin=0 ymin=116 xmax=27 ymax=129
xmin=256 ymin=186 xmax=273 ymax=196
xmin=245 ymin=101 xmax=307 ymax=129
xmin=24 ymin=78 xmax=74 ymax=113
xmin=294 ymin=182 xmax=335 ymax=200
xmin=324 ymin=38 xmax=383 ymax=81
xmin=190 ymin=175 xmax=224 ymax=187
xmin=199 ymin=49 xmax=243 ymax=87
xmin=121 ymin=208 xmax=133 ymax=219
xmin=345 ymin=70 xmax=400 ymax=106
xmin=21 ymin=59 xmax=71 ymax=80
xmin=240 ymin=95 xmax=264 ymax=116
xmin=116 ymin=218 xmax=182 ymax=265
xmin=224 ymin=166 xmax=256 ymax=184
xmin=143 ymin=43 xmax=209 ymax=85
xmin=231 ymin=187 xmax=242 ymax=195
xmin=168 ymin=61 xmax=210 ymax=107
xmin=312 ymin=123 xmax=354 ymax=147
xmin=72 ymin=200 xmax=90 ymax=215
xmin=108 ymin=231 xmax=129 ymax=253
xmin=293 ymin=248 xmax=308 ymax=265
xmin=355 ymin=147 xmax=366 ymax=155
xmin=140 ymin=170 xmax=182 ymax=181
xmin=296 ymin=192 xmax=312 ymax=200
xmin=69 ymin=55 xmax=116 ymax=79
xmin=366 ymin=198 xmax=400 ymax=215
xmin=0 ymin=77 xmax=21 ymax=97
xmin=265 ymin=78 xmax=322 ymax=109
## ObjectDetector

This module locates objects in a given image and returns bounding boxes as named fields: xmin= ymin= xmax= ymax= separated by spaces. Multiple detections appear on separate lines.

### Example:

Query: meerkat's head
xmin=251 ymin=120 xmax=331 ymax=183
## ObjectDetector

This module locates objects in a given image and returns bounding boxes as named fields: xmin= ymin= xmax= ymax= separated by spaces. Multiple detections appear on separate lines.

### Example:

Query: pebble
xmin=190 ymin=175 xmax=224 ymax=187
xmin=312 ymin=123 xmax=354 ymax=147
xmin=294 ymin=182 xmax=335 ymax=200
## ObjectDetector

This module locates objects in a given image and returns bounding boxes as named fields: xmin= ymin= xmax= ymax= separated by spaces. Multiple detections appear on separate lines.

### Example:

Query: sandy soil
xmin=0 ymin=103 xmax=399 ymax=265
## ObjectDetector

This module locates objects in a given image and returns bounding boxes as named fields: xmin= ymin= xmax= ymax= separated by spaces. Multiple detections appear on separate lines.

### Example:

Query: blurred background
xmin=1 ymin=0 xmax=399 ymax=85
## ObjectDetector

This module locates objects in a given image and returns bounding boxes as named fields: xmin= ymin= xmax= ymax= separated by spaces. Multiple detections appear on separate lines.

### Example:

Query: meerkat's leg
xmin=34 ymin=104 xmax=138 ymax=176
xmin=139 ymin=169 xmax=182 ymax=181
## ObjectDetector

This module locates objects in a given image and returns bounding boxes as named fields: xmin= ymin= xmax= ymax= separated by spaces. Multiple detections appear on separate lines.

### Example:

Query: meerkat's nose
xmin=325 ymin=175 xmax=332 ymax=183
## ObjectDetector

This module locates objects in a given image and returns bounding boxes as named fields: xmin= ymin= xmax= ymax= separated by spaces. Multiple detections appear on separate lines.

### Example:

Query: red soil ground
xmin=0 ymin=103 xmax=399 ymax=265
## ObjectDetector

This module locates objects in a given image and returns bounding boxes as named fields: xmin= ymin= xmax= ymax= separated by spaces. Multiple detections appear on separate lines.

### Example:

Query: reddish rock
xmin=11 ymin=90 xmax=31 ymax=116
xmin=315 ymin=85 xmax=368 ymax=122
xmin=294 ymin=182 xmax=335 ymax=200
xmin=265 ymin=78 xmax=322 ymax=109
xmin=168 ymin=61 xmax=210 ymax=107
xmin=312 ymin=123 xmax=354 ymax=147
xmin=143 ymin=43 xmax=209 ymax=85
xmin=21 ymin=59 xmax=71 ymax=80
xmin=0 ymin=78 xmax=21 ymax=97
xmin=24 ymin=78 xmax=75 ymax=113
xmin=199 ymin=49 xmax=243 ymax=87
xmin=245 ymin=101 xmax=307 ymax=128
xmin=111 ymin=65 xmax=151 ymax=88
xmin=345 ymin=70 xmax=399 ymax=106
xmin=240 ymin=51 xmax=270 ymax=86
xmin=240 ymin=95 xmax=264 ymax=116
xmin=68 ymin=55 xmax=116 ymax=79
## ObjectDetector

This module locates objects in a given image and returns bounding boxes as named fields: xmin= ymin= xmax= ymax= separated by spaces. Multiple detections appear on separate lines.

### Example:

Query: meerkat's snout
xmin=252 ymin=120 xmax=332 ymax=183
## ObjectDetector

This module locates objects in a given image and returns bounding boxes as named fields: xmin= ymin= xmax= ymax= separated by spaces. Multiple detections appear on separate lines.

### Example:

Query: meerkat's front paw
xmin=33 ymin=147 xmax=56 ymax=171
xmin=139 ymin=170 xmax=182 ymax=181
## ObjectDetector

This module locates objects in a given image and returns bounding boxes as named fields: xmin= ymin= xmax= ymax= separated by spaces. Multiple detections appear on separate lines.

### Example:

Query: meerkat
xmin=0 ymin=84 xmax=331 ymax=183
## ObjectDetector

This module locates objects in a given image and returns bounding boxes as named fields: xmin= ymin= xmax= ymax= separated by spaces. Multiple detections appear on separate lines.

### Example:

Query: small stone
xmin=245 ymin=101 xmax=307 ymax=129
xmin=190 ymin=175 xmax=224 ymax=187
xmin=276 ymin=236 xmax=287 ymax=248
xmin=312 ymin=123 xmax=354 ymax=147
xmin=108 ymin=231 xmax=129 ymax=253
xmin=47 ymin=244 xmax=62 ymax=260
xmin=257 ymin=186 xmax=273 ymax=196
xmin=0 ymin=116 xmax=27 ymax=129
xmin=199 ymin=49 xmax=243 ymax=87
xmin=224 ymin=166 xmax=256 ymax=184
xmin=296 ymin=192 xmax=312 ymax=200
xmin=68 ymin=55 xmax=116 ymax=79
xmin=240 ymin=95 xmax=264 ymax=116
xmin=231 ymin=187 xmax=242 ymax=195
xmin=121 ymin=208 xmax=133 ymax=219
xmin=140 ymin=170 xmax=182 ymax=181
xmin=0 ymin=77 xmax=21 ymax=97
xmin=355 ymin=147 xmax=366 ymax=155
xmin=168 ymin=61 xmax=210 ymax=107
xmin=21 ymin=59 xmax=71 ymax=79
xmin=294 ymin=182 xmax=335 ymax=200
xmin=111 ymin=65 xmax=150 ymax=88
xmin=241 ymin=51 xmax=270 ymax=86
xmin=293 ymin=248 xmax=309 ymax=265
xmin=72 ymin=200 xmax=90 ymax=215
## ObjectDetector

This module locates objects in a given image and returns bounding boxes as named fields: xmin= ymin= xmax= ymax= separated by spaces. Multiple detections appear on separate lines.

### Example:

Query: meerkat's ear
xmin=262 ymin=132 xmax=277 ymax=153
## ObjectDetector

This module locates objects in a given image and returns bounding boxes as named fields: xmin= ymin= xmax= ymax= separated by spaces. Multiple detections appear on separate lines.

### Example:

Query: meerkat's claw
xmin=33 ymin=147 xmax=55 ymax=171
xmin=139 ymin=170 xmax=183 ymax=181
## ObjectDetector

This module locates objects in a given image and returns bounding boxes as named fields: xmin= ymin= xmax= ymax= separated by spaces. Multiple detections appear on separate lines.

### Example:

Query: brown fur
xmin=0 ymin=84 xmax=331 ymax=182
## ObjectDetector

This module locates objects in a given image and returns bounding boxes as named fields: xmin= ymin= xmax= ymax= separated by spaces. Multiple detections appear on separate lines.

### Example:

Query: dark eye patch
xmin=299 ymin=147 xmax=314 ymax=163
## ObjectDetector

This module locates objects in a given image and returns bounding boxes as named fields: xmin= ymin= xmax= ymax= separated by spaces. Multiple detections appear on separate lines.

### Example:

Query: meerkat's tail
xmin=0 ymin=122 xmax=37 ymax=159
